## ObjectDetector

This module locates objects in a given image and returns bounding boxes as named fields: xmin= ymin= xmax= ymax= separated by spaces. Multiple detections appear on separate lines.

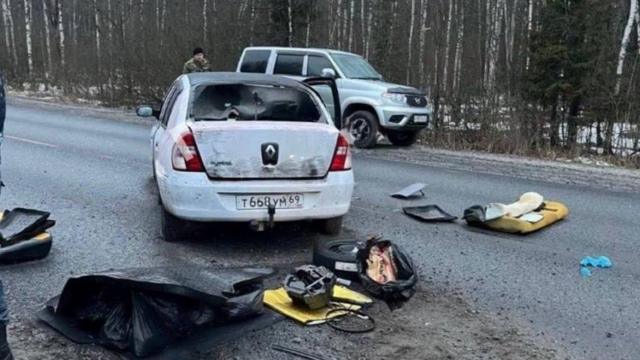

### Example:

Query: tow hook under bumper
xmin=249 ymin=204 xmax=277 ymax=232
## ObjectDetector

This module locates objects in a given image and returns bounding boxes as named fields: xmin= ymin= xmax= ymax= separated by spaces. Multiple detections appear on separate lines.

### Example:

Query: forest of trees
xmin=1 ymin=0 xmax=639 ymax=164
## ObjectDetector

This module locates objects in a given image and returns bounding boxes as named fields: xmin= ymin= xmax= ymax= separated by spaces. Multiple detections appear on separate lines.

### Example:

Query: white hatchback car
xmin=137 ymin=72 xmax=354 ymax=242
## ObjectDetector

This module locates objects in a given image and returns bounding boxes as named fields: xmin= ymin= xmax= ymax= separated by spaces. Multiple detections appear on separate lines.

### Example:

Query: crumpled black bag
xmin=43 ymin=266 xmax=269 ymax=358
xmin=356 ymin=237 xmax=417 ymax=302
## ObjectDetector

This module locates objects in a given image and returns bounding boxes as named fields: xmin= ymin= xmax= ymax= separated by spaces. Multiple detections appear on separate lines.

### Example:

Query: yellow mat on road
xmin=264 ymin=285 xmax=372 ymax=325
xmin=484 ymin=201 xmax=569 ymax=234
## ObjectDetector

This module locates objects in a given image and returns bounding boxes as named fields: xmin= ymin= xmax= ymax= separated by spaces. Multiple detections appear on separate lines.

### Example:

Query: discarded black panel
xmin=38 ymin=266 xmax=275 ymax=358
xmin=0 ymin=208 xmax=54 ymax=264
xmin=0 ymin=235 xmax=52 ymax=264
xmin=0 ymin=208 xmax=54 ymax=245
xmin=403 ymin=205 xmax=457 ymax=222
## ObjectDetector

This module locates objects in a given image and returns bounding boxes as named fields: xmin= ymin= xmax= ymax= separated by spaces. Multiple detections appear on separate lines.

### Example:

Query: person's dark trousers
xmin=0 ymin=281 xmax=13 ymax=360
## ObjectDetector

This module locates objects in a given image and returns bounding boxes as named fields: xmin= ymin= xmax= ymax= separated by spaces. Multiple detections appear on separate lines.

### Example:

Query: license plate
xmin=236 ymin=194 xmax=304 ymax=210
xmin=414 ymin=115 xmax=428 ymax=123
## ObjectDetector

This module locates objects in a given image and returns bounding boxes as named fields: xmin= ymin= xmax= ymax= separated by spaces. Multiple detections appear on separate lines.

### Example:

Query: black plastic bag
xmin=41 ymin=266 xmax=271 ymax=358
xmin=356 ymin=237 xmax=417 ymax=302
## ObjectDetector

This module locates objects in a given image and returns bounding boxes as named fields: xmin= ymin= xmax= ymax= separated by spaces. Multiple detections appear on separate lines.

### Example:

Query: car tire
xmin=317 ymin=216 xmax=344 ymax=236
xmin=160 ymin=206 xmax=188 ymax=242
xmin=312 ymin=239 xmax=361 ymax=281
xmin=346 ymin=110 xmax=379 ymax=149
xmin=387 ymin=130 xmax=420 ymax=146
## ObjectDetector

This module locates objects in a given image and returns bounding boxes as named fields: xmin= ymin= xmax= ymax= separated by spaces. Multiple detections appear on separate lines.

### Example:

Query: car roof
xmin=185 ymin=72 xmax=311 ymax=91
xmin=243 ymin=46 xmax=359 ymax=57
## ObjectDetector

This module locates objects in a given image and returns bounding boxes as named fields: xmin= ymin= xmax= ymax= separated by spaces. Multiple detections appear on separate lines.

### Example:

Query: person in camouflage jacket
xmin=183 ymin=47 xmax=211 ymax=74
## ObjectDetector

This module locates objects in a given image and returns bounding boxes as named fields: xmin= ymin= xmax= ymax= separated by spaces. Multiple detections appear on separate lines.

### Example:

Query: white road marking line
xmin=5 ymin=135 xmax=58 ymax=148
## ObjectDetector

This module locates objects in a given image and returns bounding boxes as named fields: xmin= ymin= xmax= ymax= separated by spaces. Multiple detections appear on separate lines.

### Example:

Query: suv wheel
xmin=160 ymin=206 xmax=189 ymax=242
xmin=317 ymin=216 xmax=344 ymax=236
xmin=347 ymin=110 xmax=378 ymax=149
xmin=387 ymin=130 xmax=420 ymax=147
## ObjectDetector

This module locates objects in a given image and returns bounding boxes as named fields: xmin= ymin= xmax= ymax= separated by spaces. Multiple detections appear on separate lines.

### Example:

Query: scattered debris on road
xmin=271 ymin=344 xmax=327 ymax=360
xmin=312 ymin=239 xmax=361 ymax=281
xmin=580 ymin=256 xmax=613 ymax=277
xmin=391 ymin=183 xmax=426 ymax=199
xmin=403 ymin=204 xmax=458 ymax=222
xmin=37 ymin=266 xmax=277 ymax=358
xmin=356 ymin=236 xmax=417 ymax=303
xmin=265 ymin=284 xmax=370 ymax=326
xmin=0 ymin=208 xmax=55 ymax=264
xmin=284 ymin=266 xmax=336 ymax=311
xmin=463 ymin=193 xmax=569 ymax=234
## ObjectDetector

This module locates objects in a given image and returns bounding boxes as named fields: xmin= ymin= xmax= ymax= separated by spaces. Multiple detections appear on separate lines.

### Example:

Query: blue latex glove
xmin=580 ymin=256 xmax=613 ymax=268
xmin=580 ymin=267 xmax=592 ymax=278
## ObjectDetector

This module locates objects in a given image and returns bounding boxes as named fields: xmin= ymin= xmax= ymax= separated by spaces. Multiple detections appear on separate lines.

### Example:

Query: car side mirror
xmin=321 ymin=68 xmax=337 ymax=79
xmin=136 ymin=105 xmax=160 ymax=119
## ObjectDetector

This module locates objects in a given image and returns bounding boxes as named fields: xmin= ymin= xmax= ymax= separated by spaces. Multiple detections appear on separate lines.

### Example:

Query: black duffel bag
xmin=356 ymin=237 xmax=417 ymax=302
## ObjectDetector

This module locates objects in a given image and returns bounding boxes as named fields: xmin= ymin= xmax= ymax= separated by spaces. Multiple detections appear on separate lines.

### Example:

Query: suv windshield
xmin=331 ymin=53 xmax=382 ymax=80
xmin=191 ymin=84 xmax=323 ymax=122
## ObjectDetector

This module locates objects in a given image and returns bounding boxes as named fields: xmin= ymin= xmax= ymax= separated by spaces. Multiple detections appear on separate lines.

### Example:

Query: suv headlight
xmin=382 ymin=92 xmax=407 ymax=105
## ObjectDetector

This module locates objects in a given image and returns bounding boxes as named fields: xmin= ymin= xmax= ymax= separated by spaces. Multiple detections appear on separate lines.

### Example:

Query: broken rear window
xmin=191 ymin=84 xmax=323 ymax=122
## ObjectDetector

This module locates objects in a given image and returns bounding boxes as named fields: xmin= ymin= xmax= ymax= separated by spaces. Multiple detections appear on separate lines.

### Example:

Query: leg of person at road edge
xmin=0 ymin=282 xmax=13 ymax=360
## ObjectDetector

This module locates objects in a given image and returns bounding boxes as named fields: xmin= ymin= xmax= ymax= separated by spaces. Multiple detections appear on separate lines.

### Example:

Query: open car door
xmin=303 ymin=77 xmax=342 ymax=129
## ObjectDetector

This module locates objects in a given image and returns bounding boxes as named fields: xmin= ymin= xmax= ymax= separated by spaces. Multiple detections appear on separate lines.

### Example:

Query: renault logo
xmin=261 ymin=143 xmax=279 ymax=165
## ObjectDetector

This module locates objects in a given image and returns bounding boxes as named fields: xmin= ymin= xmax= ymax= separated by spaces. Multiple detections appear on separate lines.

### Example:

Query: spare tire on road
xmin=312 ymin=239 xmax=362 ymax=281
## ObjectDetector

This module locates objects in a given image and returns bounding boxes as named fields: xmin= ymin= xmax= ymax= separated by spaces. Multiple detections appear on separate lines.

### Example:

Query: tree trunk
xmin=287 ymin=0 xmax=293 ymax=46
xmin=23 ymin=0 xmax=34 ymax=76
xmin=160 ymin=0 xmax=167 ymax=46
xmin=453 ymin=0 xmax=465 ymax=93
xmin=360 ymin=0 xmax=365 ymax=53
xmin=93 ymin=0 xmax=102 ymax=76
xmin=41 ymin=0 xmax=53 ymax=81
xmin=202 ymin=0 xmax=208 ymax=44
xmin=567 ymin=96 xmax=581 ymax=149
xmin=365 ymin=0 xmax=373 ymax=59
xmin=525 ymin=0 xmax=534 ymax=71
xmin=305 ymin=8 xmax=311 ymax=47
xmin=2 ymin=0 xmax=18 ymax=73
xmin=442 ymin=0 xmax=455 ymax=94
xmin=56 ymin=0 xmax=65 ymax=69
xmin=418 ymin=0 xmax=428 ymax=86
xmin=406 ymin=0 xmax=416 ymax=84
xmin=615 ymin=0 xmax=638 ymax=94
xmin=348 ymin=0 xmax=354 ymax=51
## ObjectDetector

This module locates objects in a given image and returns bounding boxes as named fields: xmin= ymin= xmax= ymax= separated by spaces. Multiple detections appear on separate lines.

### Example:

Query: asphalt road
xmin=1 ymin=100 xmax=639 ymax=359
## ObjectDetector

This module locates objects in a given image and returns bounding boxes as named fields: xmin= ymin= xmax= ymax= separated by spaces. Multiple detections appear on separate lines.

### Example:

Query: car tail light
xmin=172 ymin=131 xmax=204 ymax=172
xmin=330 ymin=133 xmax=352 ymax=171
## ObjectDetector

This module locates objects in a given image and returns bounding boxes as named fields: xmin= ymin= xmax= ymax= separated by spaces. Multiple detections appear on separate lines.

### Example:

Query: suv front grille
xmin=407 ymin=95 xmax=428 ymax=108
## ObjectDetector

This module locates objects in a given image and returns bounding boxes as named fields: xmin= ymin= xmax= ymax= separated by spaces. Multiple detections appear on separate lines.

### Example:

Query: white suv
xmin=137 ymin=72 xmax=354 ymax=242
xmin=237 ymin=47 xmax=432 ymax=148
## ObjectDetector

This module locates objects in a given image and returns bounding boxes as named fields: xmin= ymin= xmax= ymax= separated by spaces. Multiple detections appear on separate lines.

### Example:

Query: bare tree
xmin=1 ymin=0 xmax=18 ymax=72
xmin=42 ymin=0 xmax=53 ymax=80
xmin=23 ymin=0 xmax=34 ymax=75
xmin=56 ymin=0 xmax=65 ymax=68
xmin=406 ymin=0 xmax=416 ymax=83
xmin=616 ymin=0 xmax=639 ymax=94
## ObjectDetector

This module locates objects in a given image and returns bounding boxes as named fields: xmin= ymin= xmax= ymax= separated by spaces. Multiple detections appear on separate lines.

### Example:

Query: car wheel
xmin=313 ymin=239 xmax=361 ymax=281
xmin=160 ymin=206 xmax=188 ymax=242
xmin=317 ymin=216 xmax=344 ymax=236
xmin=387 ymin=130 xmax=420 ymax=146
xmin=346 ymin=110 xmax=379 ymax=149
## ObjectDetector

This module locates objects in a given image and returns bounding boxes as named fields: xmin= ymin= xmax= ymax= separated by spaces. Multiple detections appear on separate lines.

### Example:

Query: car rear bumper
xmin=158 ymin=171 xmax=354 ymax=222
